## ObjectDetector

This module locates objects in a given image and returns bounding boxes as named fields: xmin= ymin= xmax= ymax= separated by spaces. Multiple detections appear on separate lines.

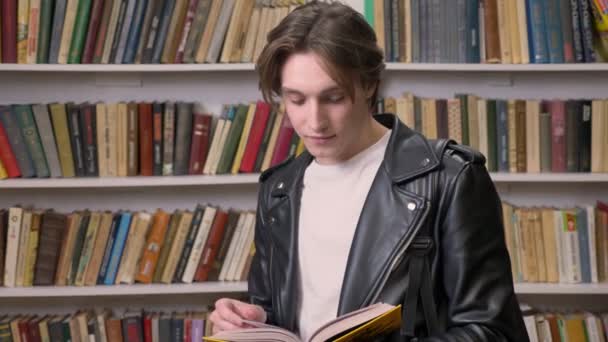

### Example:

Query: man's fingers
xmin=217 ymin=300 xmax=246 ymax=326
xmin=234 ymin=303 xmax=266 ymax=322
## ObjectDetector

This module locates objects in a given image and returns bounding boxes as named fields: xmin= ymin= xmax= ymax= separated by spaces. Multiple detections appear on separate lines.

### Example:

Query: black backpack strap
xmin=401 ymin=138 xmax=453 ymax=339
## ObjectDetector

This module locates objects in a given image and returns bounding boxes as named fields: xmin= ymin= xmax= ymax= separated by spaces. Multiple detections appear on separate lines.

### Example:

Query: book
xmin=204 ymin=303 xmax=401 ymax=342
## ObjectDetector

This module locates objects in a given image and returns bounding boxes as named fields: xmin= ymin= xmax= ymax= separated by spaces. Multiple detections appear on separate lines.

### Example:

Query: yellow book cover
xmin=17 ymin=0 xmax=30 ymax=63
xmin=204 ymin=303 xmax=401 ymax=342
xmin=295 ymin=138 xmax=306 ymax=157
xmin=24 ymin=211 xmax=41 ymax=286
xmin=49 ymin=103 xmax=76 ymax=178
xmin=15 ymin=209 xmax=33 ymax=287
xmin=231 ymin=103 xmax=256 ymax=174
xmin=0 ymin=159 xmax=7 ymax=179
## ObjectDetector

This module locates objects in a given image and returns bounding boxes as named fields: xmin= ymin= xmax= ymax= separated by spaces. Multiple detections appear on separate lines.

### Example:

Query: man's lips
xmin=306 ymin=135 xmax=336 ymax=143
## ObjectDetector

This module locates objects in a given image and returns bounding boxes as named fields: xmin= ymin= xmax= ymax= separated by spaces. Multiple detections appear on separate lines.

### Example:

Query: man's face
xmin=280 ymin=52 xmax=374 ymax=165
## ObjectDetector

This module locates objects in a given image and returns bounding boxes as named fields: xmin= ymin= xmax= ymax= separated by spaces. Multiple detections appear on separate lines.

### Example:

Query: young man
xmin=209 ymin=1 xmax=528 ymax=341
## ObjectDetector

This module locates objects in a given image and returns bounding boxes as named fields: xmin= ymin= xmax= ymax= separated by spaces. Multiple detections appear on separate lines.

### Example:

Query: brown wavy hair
xmin=256 ymin=1 xmax=385 ymax=109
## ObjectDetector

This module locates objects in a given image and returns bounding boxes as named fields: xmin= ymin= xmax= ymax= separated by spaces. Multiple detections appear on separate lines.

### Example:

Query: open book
xmin=204 ymin=303 xmax=401 ymax=342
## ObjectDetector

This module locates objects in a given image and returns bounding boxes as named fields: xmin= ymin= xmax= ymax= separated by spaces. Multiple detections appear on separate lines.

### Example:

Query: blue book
xmin=123 ymin=0 xmax=148 ymax=63
xmin=173 ymin=204 xmax=204 ymax=282
xmin=151 ymin=0 xmax=176 ymax=63
xmin=0 ymin=106 xmax=36 ymax=177
xmin=48 ymin=0 xmax=68 ymax=63
xmin=103 ymin=212 xmax=133 ymax=285
xmin=495 ymin=100 xmax=509 ymax=172
xmin=577 ymin=0 xmax=596 ymax=62
xmin=570 ymin=0 xmax=585 ymax=62
xmin=527 ymin=0 xmax=550 ymax=63
xmin=576 ymin=208 xmax=591 ymax=283
xmin=465 ymin=0 xmax=480 ymax=63
xmin=544 ymin=0 xmax=565 ymax=63
xmin=97 ymin=212 xmax=122 ymax=284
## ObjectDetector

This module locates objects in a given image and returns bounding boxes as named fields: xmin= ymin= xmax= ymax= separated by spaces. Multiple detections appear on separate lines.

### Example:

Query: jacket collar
xmin=269 ymin=113 xmax=441 ymax=198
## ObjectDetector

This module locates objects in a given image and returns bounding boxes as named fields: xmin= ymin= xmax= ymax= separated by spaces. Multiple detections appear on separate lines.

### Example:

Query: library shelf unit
xmin=1 ymin=58 xmax=608 ymax=313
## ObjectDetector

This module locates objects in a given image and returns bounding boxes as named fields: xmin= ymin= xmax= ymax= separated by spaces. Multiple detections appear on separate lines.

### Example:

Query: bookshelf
xmin=1 ymin=0 xmax=607 ymax=323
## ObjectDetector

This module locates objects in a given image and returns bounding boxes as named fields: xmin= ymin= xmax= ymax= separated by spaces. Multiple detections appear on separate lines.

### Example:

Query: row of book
xmin=0 ymin=310 xmax=212 ymax=342
xmin=0 ymin=204 xmax=255 ymax=287
xmin=376 ymin=95 xmax=608 ymax=173
xmin=523 ymin=310 xmax=608 ymax=342
xmin=0 ymin=0 xmax=304 ymax=64
xmin=364 ymin=0 xmax=608 ymax=63
xmin=503 ymin=201 xmax=608 ymax=284
xmin=0 ymin=101 xmax=302 ymax=180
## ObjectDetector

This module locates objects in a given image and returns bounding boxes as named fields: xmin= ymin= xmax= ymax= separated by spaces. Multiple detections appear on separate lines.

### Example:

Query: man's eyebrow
xmin=281 ymin=86 xmax=343 ymax=95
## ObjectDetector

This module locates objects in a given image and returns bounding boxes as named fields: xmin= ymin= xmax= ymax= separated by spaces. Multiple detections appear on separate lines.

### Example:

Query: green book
xmin=37 ymin=0 xmax=55 ymax=63
xmin=216 ymin=104 xmax=249 ymax=174
xmin=69 ymin=211 xmax=90 ymax=285
xmin=539 ymin=110 xmax=552 ymax=172
xmin=456 ymin=94 xmax=469 ymax=146
xmin=254 ymin=109 xmax=277 ymax=172
xmin=485 ymin=100 xmax=497 ymax=172
xmin=13 ymin=104 xmax=50 ymax=178
xmin=68 ymin=0 xmax=93 ymax=63
xmin=364 ymin=0 xmax=374 ymax=27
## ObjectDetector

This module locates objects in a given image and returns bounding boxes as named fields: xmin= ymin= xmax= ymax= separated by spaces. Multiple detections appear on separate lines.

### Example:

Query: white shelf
xmin=0 ymin=174 xmax=261 ymax=188
xmin=515 ymin=283 xmax=608 ymax=295
xmin=1 ymin=173 xmax=607 ymax=189
xmin=1 ymin=63 xmax=608 ymax=72
xmin=0 ymin=63 xmax=256 ymax=72
xmin=490 ymin=173 xmax=608 ymax=183
xmin=385 ymin=63 xmax=608 ymax=72
xmin=0 ymin=282 xmax=248 ymax=298
xmin=0 ymin=282 xmax=603 ymax=298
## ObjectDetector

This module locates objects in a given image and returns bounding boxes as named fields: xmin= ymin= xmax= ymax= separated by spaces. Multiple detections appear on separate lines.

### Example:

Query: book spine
xmin=67 ymin=0 xmax=93 ymax=63
xmin=0 ymin=106 xmax=36 ymax=177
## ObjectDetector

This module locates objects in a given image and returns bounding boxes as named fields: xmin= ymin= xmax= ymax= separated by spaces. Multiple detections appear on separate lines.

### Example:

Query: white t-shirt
xmin=296 ymin=130 xmax=391 ymax=341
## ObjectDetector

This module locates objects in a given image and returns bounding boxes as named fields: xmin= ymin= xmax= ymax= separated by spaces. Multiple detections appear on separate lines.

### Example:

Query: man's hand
xmin=209 ymin=298 xmax=267 ymax=334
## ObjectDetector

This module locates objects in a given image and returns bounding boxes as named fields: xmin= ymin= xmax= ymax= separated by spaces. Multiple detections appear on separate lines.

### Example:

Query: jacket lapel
xmin=337 ymin=114 xmax=441 ymax=314
xmin=265 ymin=153 xmax=312 ymax=331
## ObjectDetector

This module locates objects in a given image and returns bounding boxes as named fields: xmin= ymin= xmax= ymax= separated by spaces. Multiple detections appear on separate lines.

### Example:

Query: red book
xmin=28 ymin=318 xmax=42 ymax=342
xmin=239 ymin=101 xmax=271 ymax=173
xmin=1 ymin=0 xmax=18 ymax=63
xmin=81 ymin=0 xmax=105 ymax=63
xmin=184 ymin=318 xmax=192 ymax=342
xmin=188 ymin=113 xmax=212 ymax=174
xmin=598 ymin=201 xmax=608 ymax=213
xmin=143 ymin=315 xmax=153 ymax=342
xmin=18 ymin=318 xmax=31 ymax=342
xmin=550 ymin=100 xmax=566 ymax=173
xmin=174 ymin=0 xmax=199 ymax=63
xmin=194 ymin=210 xmax=228 ymax=282
xmin=0 ymin=119 xmax=21 ymax=177
xmin=91 ymin=0 xmax=113 ymax=62
xmin=138 ymin=103 xmax=154 ymax=176
xmin=270 ymin=114 xmax=295 ymax=167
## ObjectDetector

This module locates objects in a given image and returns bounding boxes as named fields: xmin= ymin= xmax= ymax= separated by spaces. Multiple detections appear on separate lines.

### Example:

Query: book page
xmin=310 ymin=303 xmax=400 ymax=342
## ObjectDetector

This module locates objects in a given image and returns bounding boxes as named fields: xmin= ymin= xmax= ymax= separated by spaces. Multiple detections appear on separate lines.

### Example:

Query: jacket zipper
xmin=366 ymin=202 xmax=431 ymax=305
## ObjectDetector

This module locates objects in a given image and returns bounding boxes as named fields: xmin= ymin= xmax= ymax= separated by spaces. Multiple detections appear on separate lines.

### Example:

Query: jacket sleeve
xmin=421 ymin=161 xmax=529 ymax=342
xmin=247 ymin=181 xmax=276 ymax=324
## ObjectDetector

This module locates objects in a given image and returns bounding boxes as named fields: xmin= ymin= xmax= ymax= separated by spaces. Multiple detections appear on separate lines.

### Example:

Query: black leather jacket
xmin=248 ymin=114 xmax=529 ymax=341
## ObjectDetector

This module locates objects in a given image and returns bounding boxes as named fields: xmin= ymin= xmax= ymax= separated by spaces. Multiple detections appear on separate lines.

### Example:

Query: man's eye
xmin=290 ymin=97 xmax=305 ymax=105
xmin=326 ymin=95 xmax=344 ymax=103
